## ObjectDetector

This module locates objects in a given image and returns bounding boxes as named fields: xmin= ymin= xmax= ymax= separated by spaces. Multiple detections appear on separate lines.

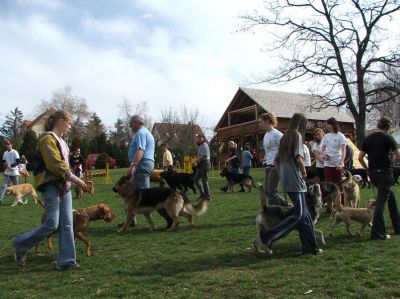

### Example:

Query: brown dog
xmin=6 ymin=183 xmax=44 ymax=207
xmin=112 ymin=176 xmax=208 ymax=232
xmin=342 ymin=170 xmax=360 ymax=208
xmin=329 ymin=200 xmax=376 ymax=237
xmin=75 ymin=181 xmax=95 ymax=199
xmin=35 ymin=203 xmax=116 ymax=256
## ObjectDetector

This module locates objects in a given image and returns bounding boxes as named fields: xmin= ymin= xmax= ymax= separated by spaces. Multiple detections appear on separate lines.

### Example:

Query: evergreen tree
xmin=19 ymin=130 xmax=38 ymax=163
xmin=0 ymin=107 xmax=24 ymax=149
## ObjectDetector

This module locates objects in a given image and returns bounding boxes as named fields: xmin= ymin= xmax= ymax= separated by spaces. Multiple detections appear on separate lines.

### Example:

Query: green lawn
xmin=1 ymin=168 xmax=400 ymax=298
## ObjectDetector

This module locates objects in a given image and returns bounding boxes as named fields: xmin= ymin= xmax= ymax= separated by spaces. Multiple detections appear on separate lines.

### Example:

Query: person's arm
xmin=10 ymin=158 xmax=21 ymax=168
xmin=296 ymin=155 xmax=307 ymax=179
xmin=225 ymin=155 xmax=238 ymax=163
xmin=394 ymin=149 xmax=400 ymax=160
xmin=358 ymin=150 xmax=368 ymax=170
xmin=127 ymin=149 xmax=144 ymax=176
xmin=338 ymin=143 xmax=346 ymax=170
xmin=312 ymin=149 xmax=324 ymax=164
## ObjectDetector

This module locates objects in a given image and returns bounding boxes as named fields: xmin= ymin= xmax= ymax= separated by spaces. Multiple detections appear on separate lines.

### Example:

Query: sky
xmin=0 ymin=0 xmax=307 ymax=132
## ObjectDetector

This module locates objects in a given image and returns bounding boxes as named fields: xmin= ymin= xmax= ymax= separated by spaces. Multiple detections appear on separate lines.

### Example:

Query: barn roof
xmin=216 ymin=87 xmax=354 ymax=129
xmin=241 ymin=87 xmax=353 ymax=122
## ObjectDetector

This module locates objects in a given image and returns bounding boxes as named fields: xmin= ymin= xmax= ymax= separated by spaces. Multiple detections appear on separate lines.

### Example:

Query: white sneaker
xmin=385 ymin=235 xmax=391 ymax=240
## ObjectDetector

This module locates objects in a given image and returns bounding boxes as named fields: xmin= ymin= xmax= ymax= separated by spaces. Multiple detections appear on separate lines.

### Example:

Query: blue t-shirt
xmin=241 ymin=150 xmax=253 ymax=167
xmin=128 ymin=127 xmax=155 ymax=162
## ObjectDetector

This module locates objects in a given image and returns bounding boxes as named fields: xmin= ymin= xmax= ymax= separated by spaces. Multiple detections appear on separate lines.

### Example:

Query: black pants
xmin=259 ymin=192 xmax=318 ymax=254
xmin=369 ymin=169 xmax=400 ymax=239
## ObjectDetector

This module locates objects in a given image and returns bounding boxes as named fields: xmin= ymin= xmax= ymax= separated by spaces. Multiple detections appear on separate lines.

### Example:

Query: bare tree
xmin=37 ymin=86 xmax=91 ymax=126
xmin=241 ymin=0 xmax=400 ymax=145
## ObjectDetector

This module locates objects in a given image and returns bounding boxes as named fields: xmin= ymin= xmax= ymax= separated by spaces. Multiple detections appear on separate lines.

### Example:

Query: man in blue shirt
xmin=239 ymin=145 xmax=253 ymax=192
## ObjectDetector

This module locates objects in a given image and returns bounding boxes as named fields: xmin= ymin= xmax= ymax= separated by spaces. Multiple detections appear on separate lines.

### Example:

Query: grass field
xmin=1 ymin=168 xmax=400 ymax=298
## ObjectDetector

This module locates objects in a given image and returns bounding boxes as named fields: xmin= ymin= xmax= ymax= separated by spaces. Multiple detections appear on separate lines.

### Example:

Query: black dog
xmin=348 ymin=168 xmax=371 ymax=188
xmin=220 ymin=167 xmax=256 ymax=192
xmin=159 ymin=168 xmax=196 ymax=194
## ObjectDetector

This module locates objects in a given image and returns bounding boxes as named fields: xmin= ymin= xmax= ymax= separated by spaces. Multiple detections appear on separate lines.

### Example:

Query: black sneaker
xmin=238 ymin=189 xmax=246 ymax=193
xmin=56 ymin=263 xmax=80 ymax=270
xmin=220 ymin=187 xmax=228 ymax=192
xmin=13 ymin=248 xmax=27 ymax=267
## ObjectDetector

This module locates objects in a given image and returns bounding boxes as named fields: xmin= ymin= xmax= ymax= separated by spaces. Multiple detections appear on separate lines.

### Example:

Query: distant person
xmin=70 ymin=148 xmax=84 ymax=178
xmin=254 ymin=113 xmax=321 ymax=256
xmin=12 ymin=110 xmax=87 ymax=269
xmin=239 ymin=145 xmax=253 ymax=192
xmin=193 ymin=134 xmax=211 ymax=200
xmin=18 ymin=155 xmax=29 ymax=183
xmin=359 ymin=117 xmax=400 ymax=240
xmin=259 ymin=112 xmax=288 ymax=206
xmin=0 ymin=140 xmax=20 ymax=205
xmin=220 ymin=141 xmax=241 ymax=192
xmin=312 ymin=128 xmax=325 ymax=181
xmin=344 ymin=144 xmax=354 ymax=170
xmin=321 ymin=117 xmax=347 ymax=187
xmin=303 ymin=143 xmax=312 ymax=172
xmin=161 ymin=144 xmax=173 ymax=170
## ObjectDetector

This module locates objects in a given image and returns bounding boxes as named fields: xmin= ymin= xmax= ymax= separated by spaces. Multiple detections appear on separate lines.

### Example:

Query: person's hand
xmin=127 ymin=165 xmax=137 ymax=177
xmin=324 ymin=155 xmax=330 ymax=161
xmin=76 ymin=178 xmax=87 ymax=190
xmin=6 ymin=163 xmax=11 ymax=169
xmin=336 ymin=163 xmax=343 ymax=171
xmin=301 ymin=170 xmax=307 ymax=179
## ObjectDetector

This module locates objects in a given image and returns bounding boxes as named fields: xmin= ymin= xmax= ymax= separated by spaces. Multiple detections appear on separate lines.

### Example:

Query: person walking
xmin=70 ymin=148 xmax=84 ymax=178
xmin=359 ymin=117 xmax=400 ymax=240
xmin=239 ymin=145 xmax=253 ymax=192
xmin=253 ymin=113 xmax=321 ymax=256
xmin=193 ymin=134 xmax=211 ymax=200
xmin=0 ymin=140 xmax=20 ymax=205
xmin=311 ymin=128 xmax=325 ymax=182
xmin=12 ymin=110 xmax=87 ymax=269
xmin=259 ymin=112 xmax=288 ymax=206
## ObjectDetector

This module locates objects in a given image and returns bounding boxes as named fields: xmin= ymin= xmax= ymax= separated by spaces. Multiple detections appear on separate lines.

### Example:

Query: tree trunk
xmin=356 ymin=111 xmax=366 ymax=147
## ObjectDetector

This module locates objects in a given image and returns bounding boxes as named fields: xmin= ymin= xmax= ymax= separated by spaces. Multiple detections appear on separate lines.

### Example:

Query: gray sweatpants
xmin=264 ymin=166 xmax=288 ymax=206
xmin=194 ymin=161 xmax=211 ymax=199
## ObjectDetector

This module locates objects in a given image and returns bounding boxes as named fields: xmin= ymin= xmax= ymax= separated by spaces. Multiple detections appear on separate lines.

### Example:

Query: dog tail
xmin=184 ymin=198 xmax=208 ymax=216
xmin=257 ymin=183 xmax=267 ymax=210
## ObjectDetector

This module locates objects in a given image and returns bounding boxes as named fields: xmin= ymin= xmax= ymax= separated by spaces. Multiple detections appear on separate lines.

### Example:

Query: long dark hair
xmin=279 ymin=113 xmax=308 ymax=162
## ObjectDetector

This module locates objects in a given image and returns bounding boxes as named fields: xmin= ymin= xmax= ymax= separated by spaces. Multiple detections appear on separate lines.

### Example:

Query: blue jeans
xmin=12 ymin=182 xmax=77 ymax=268
xmin=0 ymin=175 xmax=20 ymax=202
xmin=132 ymin=160 xmax=154 ymax=188
xmin=259 ymin=192 xmax=318 ymax=254
xmin=128 ymin=160 xmax=155 ymax=225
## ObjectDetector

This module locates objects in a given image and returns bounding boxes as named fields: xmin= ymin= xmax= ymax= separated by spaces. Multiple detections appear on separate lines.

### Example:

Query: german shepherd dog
xmin=318 ymin=181 xmax=341 ymax=218
xmin=113 ymin=176 xmax=208 ymax=232
xmin=220 ymin=167 xmax=256 ymax=192
xmin=159 ymin=166 xmax=196 ymax=194
xmin=254 ymin=184 xmax=325 ymax=247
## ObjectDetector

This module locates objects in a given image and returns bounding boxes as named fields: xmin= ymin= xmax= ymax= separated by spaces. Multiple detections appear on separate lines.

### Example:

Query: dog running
xmin=35 ymin=203 xmax=116 ymax=256
xmin=220 ymin=167 xmax=256 ymax=192
xmin=112 ymin=176 xmax=208 ymax=232
xmin=329 ymin=200 xmax=376 ymax=237
xmin=159 ymin=166 xmax=196 ymax=194
xmin=6 ymin=183 xmax=44 ymax=207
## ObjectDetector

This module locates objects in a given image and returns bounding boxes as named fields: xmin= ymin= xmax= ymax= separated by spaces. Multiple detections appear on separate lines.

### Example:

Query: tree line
xmin=0 ymin=87 xmax=207 ymax=169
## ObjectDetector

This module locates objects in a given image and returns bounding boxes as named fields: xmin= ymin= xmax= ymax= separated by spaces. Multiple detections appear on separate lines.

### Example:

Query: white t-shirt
xmin=263 ymin=128 xmax=283 ymax=166
xmin=3 ymin=149 xmax=20 ymax=176
xmin=321 ymin=132 xmax=347 ymax=167
xmin=312 ymin=142 xmax=325 ymax=168
xmin=303 ymin=144 xmax=311 ymax=167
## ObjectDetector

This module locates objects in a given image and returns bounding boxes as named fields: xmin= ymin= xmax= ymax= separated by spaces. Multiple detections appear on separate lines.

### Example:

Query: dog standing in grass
xmin=6 ymin=183 xmax=44 ymax=207
xmin=342 ymin=170 xmax=360 ymax=208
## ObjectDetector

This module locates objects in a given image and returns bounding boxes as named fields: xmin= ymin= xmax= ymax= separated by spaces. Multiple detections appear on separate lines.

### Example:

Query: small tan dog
xmin=6 ymin=183 xmax=44 ymax=207
xmin=329 ymin=199 xmax=376 ymax=237
xmin=75 ymin=181 xmax=95 ymax=199
xmin=342 ymin=170 xmax=360 ymax=208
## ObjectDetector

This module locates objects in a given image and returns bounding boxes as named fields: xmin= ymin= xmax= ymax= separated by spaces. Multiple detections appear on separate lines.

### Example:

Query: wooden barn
xmin=214 ymin=87 xmax=355 ymax=162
